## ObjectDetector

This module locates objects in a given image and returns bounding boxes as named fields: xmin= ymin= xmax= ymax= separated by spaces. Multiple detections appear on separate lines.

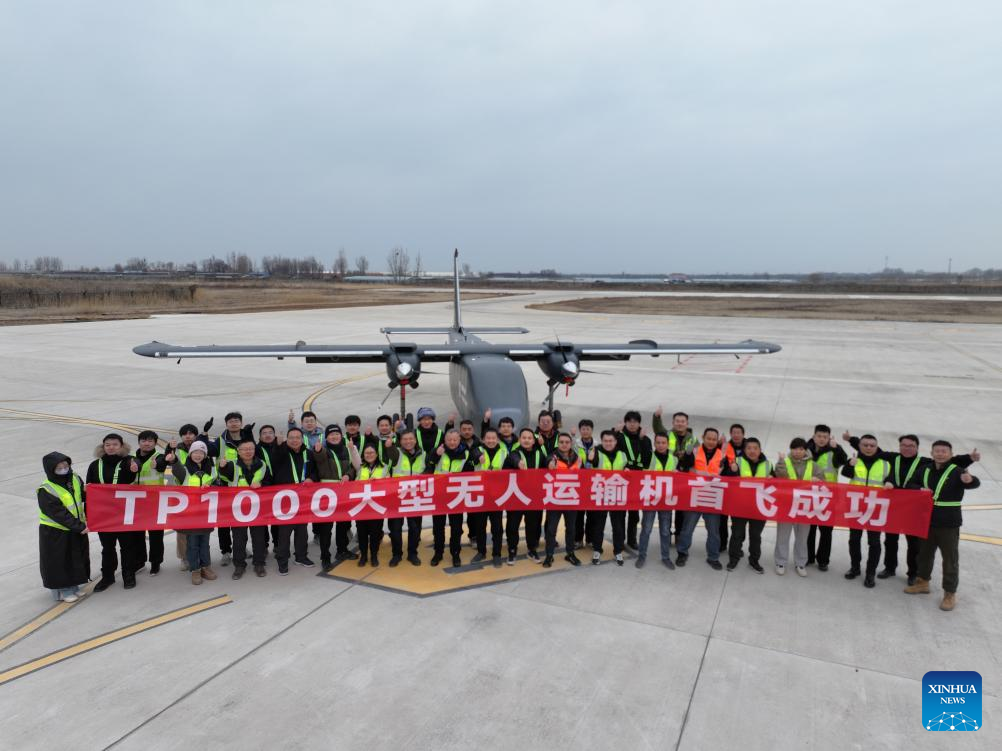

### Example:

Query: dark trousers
xmin=545 ymin=510 xmax=577 ymax=557
xmin=388 ymin=517 xmax=422 ymax=557
xmin=627 ymin=509 xmax=640 ymax=545
xmin=471 ymin=511 xmax=503 ymax=557
xmin=848 ymin=528 xmax=881 ymax=576
xmin=357 ymin=519 xmax=384 ymax=557
xmin=232 ymin=526 xmax=268 ymax=568
xmin=718 ymin=515 xmax=729 ymax=551
xmin=274 ymin=523 xmax=308 ymax=565
xmin=147 ymin=530 xmax=164 ymax=567
xmin=433 ymin=514 xmax=464 ymax=556
xmin=574 ymin=511 xmax=590 ymax=544
xmin=589 ymin=510 xmax=626 ymax=554
xmin=335 ymin=521 xmax=353 ymax=556
xmin=806 ymin=525 xmax=832 ymax=566
xmin=506 ymin=510 xmax=542 ymax=556
xmin=314 ymin=522 xmax=334 ymax=564
xmin=880 ymin=533 xmax=921 ymax=576
xmin=218 ymin=526 xmax=233 ymax=555
xmin=673 ymin=510 xmax=686 ymax=539
xmin=917 ymin=526 xmax=959 ymax=593
xmin=98 ymin=531 xmax=143 ymax=580
xmin=728 ymin=518 xmax=765 ymax=564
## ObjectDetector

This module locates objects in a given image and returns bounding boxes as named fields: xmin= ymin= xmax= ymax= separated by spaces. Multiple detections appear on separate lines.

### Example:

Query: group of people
xmin=38 ymin=405 xmax=981 ymax=612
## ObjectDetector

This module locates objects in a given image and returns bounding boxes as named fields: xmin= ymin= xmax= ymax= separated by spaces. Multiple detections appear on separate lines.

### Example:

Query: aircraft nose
xmin=133 ymin=341 xmax=169 ymax=358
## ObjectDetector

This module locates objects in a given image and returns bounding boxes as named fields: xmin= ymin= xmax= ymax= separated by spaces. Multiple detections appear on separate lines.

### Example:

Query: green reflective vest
xmin=137 ymin=452 xmax=165 ymax=486
xmin=393 ymin=450 xmax=426 ymax=477
xmin=436 ymin=449 xmax=470 ymax=474
xmin=185 ymin=467 xmax=217 ymax=487
xmin=649 ymin=453 xmax=678 ymax=472
xmin=851 ymin=458 xmax=890 ymax=487
xmin=595 ymin=450 xmax=627 ymax=471
xmin=417 ymin=428 xmax=443 ymax=455
xmin=814 ymin=449 xmax=837 ymax=482
xmin=894 ymin=455 xmax=922 ymax=488
xmin=479 ymin=446 xmax=508 ymax=471
xmin=512 ymin=447 xmax=547 ymax=469
xmin=782 ymin=458 xmax=813 ymax=481
xmin=217 ymin=437 xmax=240 ymax=464
xmin=96 ymin=457 xmax=123 ymax=484
xmin=38 ymin=476 xmax=85 ymax=531
xmin=358 ymin=463 xmax=388 ymax=481
xmin=924 ymin=464 xmax=959 ymax=507
xmin=225 ymin=462 xmax=265 ymax=487
xmin=740 ymin=457 xmax=774 ymax=478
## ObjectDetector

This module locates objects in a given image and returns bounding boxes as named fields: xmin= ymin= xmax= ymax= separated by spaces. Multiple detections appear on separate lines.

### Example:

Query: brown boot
xmin=903 ymin=577 xmax=929 ymax=594
xmin=200 ymin=567 xmax=218 ymax=581
xmin=940 ymin=592 xmax=956 ymax=611
xmin=191 ymin=569 xmax=202 ymax=585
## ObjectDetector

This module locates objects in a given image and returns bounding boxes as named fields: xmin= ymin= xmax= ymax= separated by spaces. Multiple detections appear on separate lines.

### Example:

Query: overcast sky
xmin=1 ymin=1 xmax=999 ymax=274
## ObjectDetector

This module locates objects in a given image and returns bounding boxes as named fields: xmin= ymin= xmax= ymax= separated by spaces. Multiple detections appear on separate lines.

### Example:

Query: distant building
xmin=663 ymin=273 xmax=691 ymax=284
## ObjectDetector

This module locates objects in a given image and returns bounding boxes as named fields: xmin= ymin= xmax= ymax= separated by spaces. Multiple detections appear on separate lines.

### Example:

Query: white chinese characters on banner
xmin=639 ymin=473 xmax=677 ymax=507
xmin=542 ymin=472 xmax=582 ymax=506
xmin=348 ymin=484 xmax=388 ymax=517
xmin=845 ymin=490 xmax=889 ymax=528
xmin=446 ymin=474 xmax=485 ymax=510
xmin=591 ymin=473 xmax=629 ymax=506
xmin=494 ymin=473 xmax=533 ymax=507
xmin=739 ymin=480 xmax=778 ymax=518
xmin=788 ymin=485 xmax=833 ymax=522
xmin=398 ymin=477 xmax=437 ymax=514
xmin=689 ymin=476 xmax=726 ymax=511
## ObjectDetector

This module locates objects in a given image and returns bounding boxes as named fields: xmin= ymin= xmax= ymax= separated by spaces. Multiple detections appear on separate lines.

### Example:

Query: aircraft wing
xmin=498 ymin=339 xmax=782 ymax=362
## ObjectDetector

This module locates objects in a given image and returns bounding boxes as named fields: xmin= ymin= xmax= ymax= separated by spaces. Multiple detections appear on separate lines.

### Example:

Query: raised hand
xmin=842 ymin=430 xmax=851 ymax=442
xmin=484 ymin=408 xmax=492 ymax=422
xmin=971 ymin=448 xmax=981 ymax=462
xmin=130 ymin=459 xmax=139 ymax=473
xmin=654 ymin=405 xmax=663 ymax=417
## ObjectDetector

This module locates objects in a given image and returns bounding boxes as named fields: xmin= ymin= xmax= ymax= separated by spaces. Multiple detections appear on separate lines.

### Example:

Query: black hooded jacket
xmin=38 ymin=452 xmax=86 ymax=534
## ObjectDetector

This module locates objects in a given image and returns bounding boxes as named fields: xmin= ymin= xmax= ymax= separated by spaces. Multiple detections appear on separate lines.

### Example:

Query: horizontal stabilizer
xmin=381 ymin=326 xmax=529 ymax=335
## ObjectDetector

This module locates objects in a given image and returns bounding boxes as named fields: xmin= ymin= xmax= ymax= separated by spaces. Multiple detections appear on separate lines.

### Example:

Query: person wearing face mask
xmin=904 ymin=440 xmax=981 ymax=611
xmin=504 ymin=428 xmax=549 ymax=565
xmin=38 ymin=452 xmax=90 ymax=602
xmin=310 ymin=424 xmax=361 ymax=570
xmin=272 ymin=428 xmax=315 ymax=575
xmin=842 ymin=431 xmax=978 ymax=585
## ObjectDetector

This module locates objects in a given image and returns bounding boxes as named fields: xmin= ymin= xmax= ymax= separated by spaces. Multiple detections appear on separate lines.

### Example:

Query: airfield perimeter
xmin=0 ymin=288 xmax=1000 ymax=750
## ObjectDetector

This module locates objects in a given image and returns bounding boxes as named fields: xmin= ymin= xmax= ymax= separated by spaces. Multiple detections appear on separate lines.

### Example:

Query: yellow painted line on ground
xmin=0 ymin=595 xmax=232 ymax=686
xmin=960 ymin=533 xmax=1002 ymax=546
xmin=963 ymin=504 xmax=1002 ymax=511
xmin=0 ymin=581 xmax=98 ymax=654
xmin=301 ymin=371 xmax=382 ymax=413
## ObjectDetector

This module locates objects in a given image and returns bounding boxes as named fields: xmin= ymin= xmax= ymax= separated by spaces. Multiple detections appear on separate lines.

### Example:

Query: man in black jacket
xmin=805 ymin=425 xmax=848 ymax=571
xmin=616 ymin=410 xmax=653 ymax=551
xmin=86 ymin=433 xmax=140 ymax=591
xmin=904 ymin=440 xmax=980 ymax=611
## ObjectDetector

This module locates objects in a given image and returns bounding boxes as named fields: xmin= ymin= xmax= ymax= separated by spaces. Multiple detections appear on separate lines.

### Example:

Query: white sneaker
xmin=61 ymin=593 xmax=79 ymax=603
xmin=180 ymin=561 xmax=190 ymax=572
xmin=796 ymin=566 xmax=807 ymax=577
xmin=592 ymin=551 xmax=601 ymax=565
xmin=775 ymin=564 xmax=786 ymax=576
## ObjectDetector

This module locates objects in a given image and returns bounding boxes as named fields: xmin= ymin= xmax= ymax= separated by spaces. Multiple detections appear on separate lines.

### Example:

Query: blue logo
xmin=923 ymin=671 xmax=982 ymax=731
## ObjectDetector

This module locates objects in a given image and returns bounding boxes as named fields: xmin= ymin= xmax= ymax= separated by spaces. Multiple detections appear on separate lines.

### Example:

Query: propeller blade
xmin=579 ymin=368 xmax=612 ymax=375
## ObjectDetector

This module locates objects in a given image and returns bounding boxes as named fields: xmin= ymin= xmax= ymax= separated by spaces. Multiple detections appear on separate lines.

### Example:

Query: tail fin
xmin=453 ymin=248 xmax=462 ymax=331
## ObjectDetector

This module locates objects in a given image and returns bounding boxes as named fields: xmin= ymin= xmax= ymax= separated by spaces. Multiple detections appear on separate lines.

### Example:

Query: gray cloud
xmin=1 ymin=1 xmax=1000 ymax=273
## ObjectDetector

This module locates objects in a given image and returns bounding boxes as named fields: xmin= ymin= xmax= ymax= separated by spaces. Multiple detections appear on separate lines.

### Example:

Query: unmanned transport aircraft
xmin=134 ymin=251 xmax=781 ymax=428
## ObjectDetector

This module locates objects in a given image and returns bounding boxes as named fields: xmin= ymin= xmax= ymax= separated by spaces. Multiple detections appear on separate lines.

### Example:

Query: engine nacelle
xmin=538 ymin=349 xmax=580 ymax=385
xmin=385 ymin=346 xmax=422 ymax=386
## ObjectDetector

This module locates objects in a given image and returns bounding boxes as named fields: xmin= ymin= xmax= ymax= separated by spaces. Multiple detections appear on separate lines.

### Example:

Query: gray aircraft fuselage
xmin=447 ymin=329 xmax=529 ymax=428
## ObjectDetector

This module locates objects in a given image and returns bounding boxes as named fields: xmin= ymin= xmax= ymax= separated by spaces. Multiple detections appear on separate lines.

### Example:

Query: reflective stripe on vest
xmin=479 ymin=446 xmax=508 ymax=471
xmin=417 ymin=429 xmax=443 ymax=454
xmin=393 ymin=451 xmax=426 ymax=477
xmin=228 ymin=463 xmax=265 ymax=487
xmin=851 ymin=458 xmax=890 ymax=486
xmin=320 ymin=449 xmax=345 ymax=483
xmin=596 ymin=451 xmax=627 ymax=471
xmin=894 ymin=455 xmax=921 ymax=488
xmin=740 ymin=457 xmax=773 ymax=478
xmin=38 ymin=476 xmax=85 ymax=531
xmin=288 ymin=451 xmax=308 ymax=484
xmin=814 ymin=450 xmax=837 ymax=482
xmin=782 ymin=458 xmax=813 ymax=481
xmin=97 ymin=457 xmax=123 ymax=484
xmin=185 ymin=467 xmax=216 ymax=487
xmin=513 ymin=448 xmax=547 ymax=470
xmin=925 ymin=464 xmax=960 ymax=506
xmin=138 ymin=452 xmax=164 ymax=486
xmin=693 ymin=447 xmax=723 ymax=475
xmin=218 ymin=438 xmax=239 ymax=464
xmin=358 ymin=464 xmax=388 ymax=481
xmin=649 ymin=454 xmax=677 ymax=472
xmin=436 ymin=450 xmax=469 ymax=474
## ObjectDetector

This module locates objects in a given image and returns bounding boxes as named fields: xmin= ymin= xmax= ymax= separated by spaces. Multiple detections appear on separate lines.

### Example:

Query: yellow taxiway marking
xmin=963 ymin=504 xmax=1002 ymax=511
xmin=301 ymin=371 xmax=383 ymax=413
xmin=960 ymin=533 xmax=1002 ymax=546
xmin=0 ymin=595 xmax=232 ymax=686
xmin=0 ymin=581 xmax=98 ymax=654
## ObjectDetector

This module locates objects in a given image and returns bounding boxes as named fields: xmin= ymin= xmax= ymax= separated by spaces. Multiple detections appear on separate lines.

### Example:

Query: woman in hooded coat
xmin=38 ymin=452 xmax=90 ymax=602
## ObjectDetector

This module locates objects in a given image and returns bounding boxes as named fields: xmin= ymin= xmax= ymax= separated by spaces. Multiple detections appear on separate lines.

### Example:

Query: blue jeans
xmin=677 ymin=512 xmax=721 ymax=561
xmin=186 ymin=533 xmax=211 ymax=570
xmin=638 ymin=510 xmax=672 ymax=560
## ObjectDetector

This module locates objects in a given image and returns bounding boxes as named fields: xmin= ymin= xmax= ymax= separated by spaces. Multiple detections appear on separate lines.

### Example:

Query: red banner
xmin=85 ymin=470 xmax=933 ymax=537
